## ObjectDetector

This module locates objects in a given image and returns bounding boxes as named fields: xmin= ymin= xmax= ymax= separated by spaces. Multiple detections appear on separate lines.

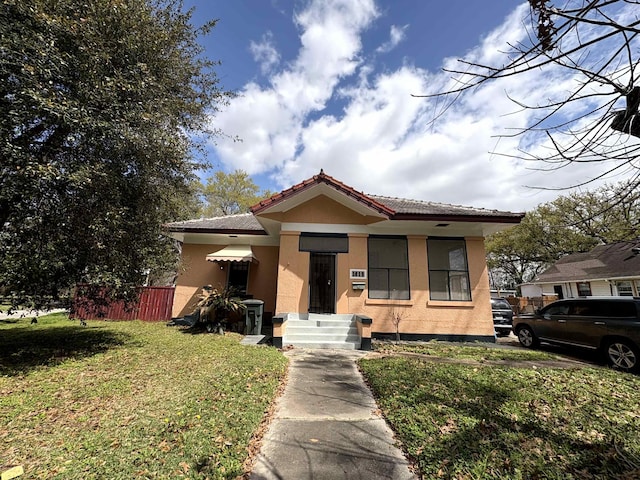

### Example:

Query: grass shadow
xmin=361 ymin=358 xmax=640 ymax=478
xmin=0 ymin=324 xmax=134 ymax=376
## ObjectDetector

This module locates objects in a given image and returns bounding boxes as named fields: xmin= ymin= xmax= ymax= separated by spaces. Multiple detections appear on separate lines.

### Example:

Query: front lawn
xmin=360 ymin=349 xmax=640 ymax=479
xmin=374 ymin=340 xmax=559 ymax=362
xmin=0 ymin=314 xmax=287 ymax=479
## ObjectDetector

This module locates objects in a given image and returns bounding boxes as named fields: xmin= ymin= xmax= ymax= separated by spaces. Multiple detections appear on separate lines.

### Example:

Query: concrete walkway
xmin=250 ymin=349 xmax=416 ymax=480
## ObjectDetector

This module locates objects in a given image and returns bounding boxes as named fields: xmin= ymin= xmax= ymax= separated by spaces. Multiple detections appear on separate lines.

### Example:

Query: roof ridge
xmin=251 ymin=170 xmax=395 ymax=216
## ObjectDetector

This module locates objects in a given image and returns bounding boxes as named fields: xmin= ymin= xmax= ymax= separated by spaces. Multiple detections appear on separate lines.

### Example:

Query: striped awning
xmin=206 ymin=245 xmax=258 ymax=263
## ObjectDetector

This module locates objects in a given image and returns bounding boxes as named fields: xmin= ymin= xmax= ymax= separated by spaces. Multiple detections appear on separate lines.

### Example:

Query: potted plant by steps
xmin=196 ymin=286 xmax=246 ymax=334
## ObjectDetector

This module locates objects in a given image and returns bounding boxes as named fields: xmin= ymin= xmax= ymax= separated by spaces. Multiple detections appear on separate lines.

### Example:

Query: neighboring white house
xmin=522 ymin=239 xmax=640 ymax=299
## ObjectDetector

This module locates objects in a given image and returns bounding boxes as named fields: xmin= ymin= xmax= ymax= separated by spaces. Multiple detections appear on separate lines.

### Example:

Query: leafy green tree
xmin=202 ymin=170 xmax=274 ymax=217
xmin=486 ymin=181 xmax=640 ymax=289
xmin=0 ymin=0 xmax=231 ymax=308
xmin=549 ymin=183 xmax=640 ymax=244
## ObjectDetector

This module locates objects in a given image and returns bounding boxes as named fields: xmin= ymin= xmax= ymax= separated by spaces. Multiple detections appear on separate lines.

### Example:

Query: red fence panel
xmin=73 ymin=286 xmax=175 ymax=322
xmin=137 ymin=287 xmax=174 ymax=321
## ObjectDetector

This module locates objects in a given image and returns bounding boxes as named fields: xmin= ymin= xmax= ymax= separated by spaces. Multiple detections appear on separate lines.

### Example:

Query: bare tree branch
xmin=420 ymin=0 xmax=640 ymax=194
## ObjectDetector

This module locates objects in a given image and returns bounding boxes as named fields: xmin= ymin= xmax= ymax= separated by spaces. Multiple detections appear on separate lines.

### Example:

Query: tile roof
xmin=166 ymin=171 xmax=524 ymax=234
xmin=250 ymin=170 xmax=395 ymax=217
xmin=534 ymin=239 xmax=640 ymax=282
xmin=164 ymin=213 xmax=266 ymax=234
xmin=369 ymin=195 xmax=523 ymax=221
xmin=251 ymin=170 xmax=523 ymax=222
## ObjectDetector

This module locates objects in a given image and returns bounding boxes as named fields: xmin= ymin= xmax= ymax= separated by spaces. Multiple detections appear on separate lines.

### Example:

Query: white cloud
xmin=210 ymin=0 xmax=637 ymax=212
xmin=376 ymin=24 xmax=408 ymax=53
xmin=250 ymin=32 xmax=280 ymax=75
xmin=212 ymin=0 xmax=379 ymax=173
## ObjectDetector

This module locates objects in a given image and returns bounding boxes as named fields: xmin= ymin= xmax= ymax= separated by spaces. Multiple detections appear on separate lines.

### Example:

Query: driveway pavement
xmin=250 ymin=348 xmax=416 ymax=480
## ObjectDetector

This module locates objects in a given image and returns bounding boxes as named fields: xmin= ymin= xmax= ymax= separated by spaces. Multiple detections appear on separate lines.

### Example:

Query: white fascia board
xmin=532 ymin=276 xmax=640 ymax=285
xmin=281 ymin=221 xmax=488 ymax=237
xmin=179 ymin=232 xmax=279 ymax=246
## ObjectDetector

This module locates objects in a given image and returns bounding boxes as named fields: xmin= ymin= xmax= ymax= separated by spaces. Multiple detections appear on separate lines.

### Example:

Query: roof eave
xmin=165 ymin=227 xmax=268 ymax=236
xmin=391 ymin=213 xmax=525 ymax=223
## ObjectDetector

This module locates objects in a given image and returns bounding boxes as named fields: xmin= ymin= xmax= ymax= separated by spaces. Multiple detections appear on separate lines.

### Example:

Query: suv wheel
xmin=516 ymin=325 xmax=539 ymax=348
xmin=605 ymin=339 xmax=639 ymax=372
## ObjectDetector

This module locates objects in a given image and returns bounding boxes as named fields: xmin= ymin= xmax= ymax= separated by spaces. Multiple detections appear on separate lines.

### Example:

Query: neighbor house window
xmin=577 ymin=282 xmax=592 ymax=296
xmin=368 ymin=236 xmax=410 ymax=299
xmin=616 ymin=281 xmax=634 ymax=296
xmin=427 ymin=238 xmax=471 ymax=301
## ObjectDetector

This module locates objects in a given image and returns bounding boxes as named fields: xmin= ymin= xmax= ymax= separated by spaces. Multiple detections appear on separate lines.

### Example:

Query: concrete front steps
xmin=282 ymin=313 xmax=361 ymax=350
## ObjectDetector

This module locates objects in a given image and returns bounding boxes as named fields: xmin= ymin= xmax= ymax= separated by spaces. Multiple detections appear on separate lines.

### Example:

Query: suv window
xmin=606 ymin=300 xmax=637 ymax=318
xmin=542 ymin=303 xmax=569 ymax=316
xmin=491 ymin=299 xmax=511 ymax=310
xmin=569 ymin=300 xmax=605 ymax=316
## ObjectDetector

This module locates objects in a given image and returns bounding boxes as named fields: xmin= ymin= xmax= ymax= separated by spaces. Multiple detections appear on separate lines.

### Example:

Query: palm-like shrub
xmin=196 ymin=286 xmax=246 ymax=333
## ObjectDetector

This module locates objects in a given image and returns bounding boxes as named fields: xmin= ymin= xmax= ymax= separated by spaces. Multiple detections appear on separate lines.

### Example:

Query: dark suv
xmin=491 ymin=297 xmax=514 ymax=336
xmin=513 ymin=297 xmax=640 ymax=372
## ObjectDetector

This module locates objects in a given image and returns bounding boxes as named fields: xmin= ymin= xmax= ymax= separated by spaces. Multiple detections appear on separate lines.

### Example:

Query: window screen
xmin=368 ymin=236 xmax=410 ymax=299
xmin=299 ymin=233 xmax=348 ymax=253
xmin=427 ymin=238 xmax=471 ymax=301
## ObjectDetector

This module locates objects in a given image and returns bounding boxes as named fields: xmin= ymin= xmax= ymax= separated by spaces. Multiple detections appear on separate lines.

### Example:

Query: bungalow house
xmin=165 ymin=170 xmax=523 ymax=349
xmin=520 ymin=239 xmax=640 ymax=299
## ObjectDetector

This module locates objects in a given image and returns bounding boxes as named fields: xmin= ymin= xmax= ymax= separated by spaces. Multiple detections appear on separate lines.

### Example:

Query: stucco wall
xmin=343 ymin=235 xmax=493 ymax=337
xmin=172 ymin=244 xmax=279 ymax=318
xmin=273 ymin=229 xmax=494 ymax=337
xmin=262 ymin=194 xmax=383 ymax=225
xmin=275 ymin=231 xmax=309 ymax=314
xmin=174 ymin=194 xmax=497 ymax=337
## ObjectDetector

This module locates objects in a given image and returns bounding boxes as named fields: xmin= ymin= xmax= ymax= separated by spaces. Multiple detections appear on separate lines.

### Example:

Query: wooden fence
xmin=505 ymin=295 xmax=558 ymax=315
xmin=72 ymin=286 xmax=175 ymax=322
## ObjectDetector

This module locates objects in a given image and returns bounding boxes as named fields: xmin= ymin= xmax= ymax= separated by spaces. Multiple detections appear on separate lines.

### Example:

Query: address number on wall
xmin=349 ymin=269 xmax=367 ymax=279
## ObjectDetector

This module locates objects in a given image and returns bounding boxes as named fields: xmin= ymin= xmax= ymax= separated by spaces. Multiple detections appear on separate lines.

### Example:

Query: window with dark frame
xmin=577 ymin=282 xmax=592 ymax=297
xmin=616 ymin=281 xmax=634 ymax=296
xmin=227 ymin=262 xmax=249 ymax=295
xmin=367 ymin=236 xmax=410 ymax=300
xmin=427 ymin=238 xmax=471 ymax=301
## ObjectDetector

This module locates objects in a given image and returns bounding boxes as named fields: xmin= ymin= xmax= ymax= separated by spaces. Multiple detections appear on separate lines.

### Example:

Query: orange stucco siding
xmin=263 ymin=194 xmax=383 ymax=225
xmin=270 ymin=228 xmax=493 ymax=336
xmin=247 ymin=245 xmax=280 ymax=317
xmin=172 ymin=244 xmax=279 ymax=318
xmin=173 ymin=236 xmax=493 ymax=336
xmin=349 ymin=236 xmax=493 ymax=336
xmin=275 ymin=231 xmax=309 ymax=314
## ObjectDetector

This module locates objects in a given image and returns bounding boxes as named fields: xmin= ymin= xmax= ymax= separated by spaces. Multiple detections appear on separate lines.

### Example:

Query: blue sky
xmin=183 ymin=0 xmax=634 ymax=212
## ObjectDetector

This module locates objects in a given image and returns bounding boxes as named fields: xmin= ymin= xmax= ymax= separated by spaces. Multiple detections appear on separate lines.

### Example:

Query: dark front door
xmin=309 ymin=253 xmax=335 ymax=314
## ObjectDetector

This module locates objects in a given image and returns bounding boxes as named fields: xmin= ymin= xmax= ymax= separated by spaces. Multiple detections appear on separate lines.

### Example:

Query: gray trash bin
xmin=242 ymin=299 xmax=264 ymax=335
